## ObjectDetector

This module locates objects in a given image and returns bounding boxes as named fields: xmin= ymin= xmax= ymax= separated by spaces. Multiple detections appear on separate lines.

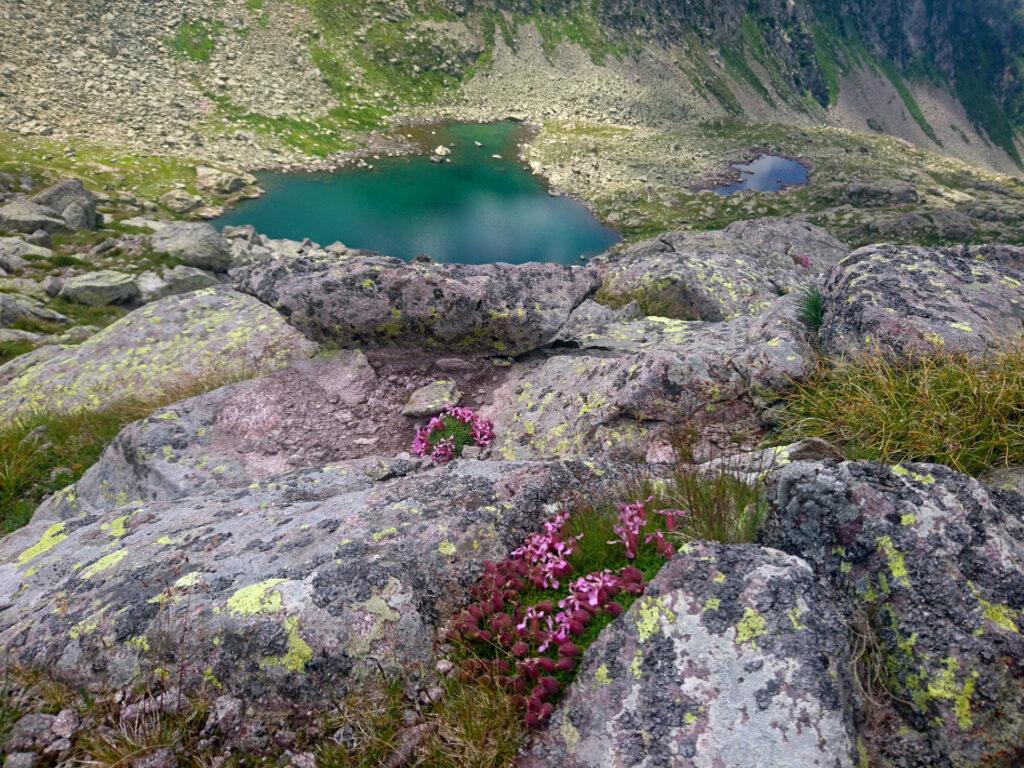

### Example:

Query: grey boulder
xmin=0 ymin=286 xmax=317 ymax=423
xmin=30 ymin=179 xmax=98 ymax=230
xmin=593 ymin=218 xmax=850 ymax=321
xmin=0 ymin=237 xmax=52 ymax=272
xmin=58 ymin=270 xmax=139 ymax=307
xmin=523 ymin=543 xmax=856 ymax=767
xmin=0 ymin=459 xmax=614 ymax=707
xmin=150 ymin=222 xmax=233 ymax=273
xmin=0 ymin=200 xmax=71 ymax=235
xmin=135 ymin=265 xmax=220 ymax=303
xmin=765 ymin=460 xmax=1024 ymax=767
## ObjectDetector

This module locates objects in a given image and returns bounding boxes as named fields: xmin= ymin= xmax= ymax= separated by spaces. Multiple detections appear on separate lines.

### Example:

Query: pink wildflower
xmin=609 ymin=500 xmax=648 ymax=559
xmin=792 ymin=254 xmax=812 ymax=269
xmin=431 ymin=438 xmax=456 ymax=464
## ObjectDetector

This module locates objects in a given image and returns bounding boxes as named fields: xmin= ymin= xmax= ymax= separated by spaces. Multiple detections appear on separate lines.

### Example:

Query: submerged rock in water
xmin=820 ymin=243 xmax=1024 ymax=359
xmin=523 ymin=542 xmax=857 ymax=767
xmin=0 ymin=459 xmax=614 ymax=706
xmin=233 ymin=253 xmax=599 ymax=355
xmin=765 ymin=460 xmax=1024 ymax=767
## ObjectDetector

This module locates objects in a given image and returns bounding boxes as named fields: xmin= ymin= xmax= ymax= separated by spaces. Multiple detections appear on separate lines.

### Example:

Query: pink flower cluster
xmin=448 ymin=507 xmax=649 ymax=729
xmin=411 ymin=405 xmax=495 ymax=463
xmin=608 ymin=499 xmax=682 ymax=559
xmin=792 ymin=253 xmax=812 ymax=269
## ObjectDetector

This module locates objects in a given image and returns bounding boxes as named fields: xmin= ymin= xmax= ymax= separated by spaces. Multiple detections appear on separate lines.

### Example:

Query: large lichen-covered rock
xmin=765 ymin=461 xmax=1024 ymax=767
xmin=233 ymin=253 xmax=599 ymax=354
xmin=0 ymin=459 xmax=614 ymax=706
xmin=593 ymin=218 xmax=849 ymax=321
xmin=33 ymin=350 xmax=383 ymax=522
xmin=522 ymin=542 xmax=857 ymax=767
xmin=0 ymin=287 xmax=317 ymax=424
xmin=820 ymin=244 xmax=1024 ymax=359
xmin=488 ymin=296 xmax=812 ymax=461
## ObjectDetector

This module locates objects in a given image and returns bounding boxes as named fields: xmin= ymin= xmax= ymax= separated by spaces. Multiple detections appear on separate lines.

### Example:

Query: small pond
xmin=712 ymin=154 xmax=809 ymax=196
xmin=213 ymin=122 xmax=621 ymax=266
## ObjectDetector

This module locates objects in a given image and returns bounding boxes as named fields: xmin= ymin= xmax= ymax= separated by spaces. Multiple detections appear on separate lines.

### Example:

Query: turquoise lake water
xmin=214 ymin=122 xmax=621 ymax=265
xmin=712 ymin=154 xmax=809 ymax=195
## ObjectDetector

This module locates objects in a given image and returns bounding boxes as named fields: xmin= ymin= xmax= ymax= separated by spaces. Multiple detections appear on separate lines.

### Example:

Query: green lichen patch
xmin=16 ymin=522 xmax=66 ymax=566
xmin=735 ymin=607 xmax=767 ymax=645
xmin=79 ymin=548 xmax=128 ymax=579
xmin=226 ymin=579 xmax=287 ymax=615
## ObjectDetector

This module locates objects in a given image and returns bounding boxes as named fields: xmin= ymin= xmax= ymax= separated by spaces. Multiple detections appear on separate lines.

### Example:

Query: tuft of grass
xmin=419 ymin=675 xmax=526 ymax=767
xmin=46 ymin=297 xmax=127 ymax=328
xmin=777 ymin=347 xmax=1024 ymax=476
xmin=797 ymin=286 xmax=825 ymax=332
xmin=0 ymin=341 xmax=36 ymax=366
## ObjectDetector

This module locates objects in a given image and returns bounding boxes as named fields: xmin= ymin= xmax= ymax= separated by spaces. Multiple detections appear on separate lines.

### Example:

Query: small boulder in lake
xmin=150 ymin=222 xmax=233 ymax=272
xmin=59 ymin=270 xmax=140 ymax=307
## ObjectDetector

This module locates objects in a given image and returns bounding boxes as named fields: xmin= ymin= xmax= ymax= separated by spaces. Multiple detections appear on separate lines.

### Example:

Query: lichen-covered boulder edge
xmin=233 ymin=253 xmax=600 ymax=354
xmin=593 ymin=217 xmax=850 ymax=321
xmin=488 ymin=295 xmax=813 ymax=462
xmin=0 ymin=459 xmax=615 ymax=706
xmin=0 ymin=286 xmax=317 ymax=423
xmin=522 ymin=542 xmax=857 ymax=767
xmin=820 ymin=244 xmax=1024 ymax=359
xmin=765 ymin=461 xmax=1024 ymax=767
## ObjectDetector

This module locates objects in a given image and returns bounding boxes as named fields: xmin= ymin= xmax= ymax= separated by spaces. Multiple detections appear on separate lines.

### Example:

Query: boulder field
xmin=1 ymin=215 xmax=1023 ymax=766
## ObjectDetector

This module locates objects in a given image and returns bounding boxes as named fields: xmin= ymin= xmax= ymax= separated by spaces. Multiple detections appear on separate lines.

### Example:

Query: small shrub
xmin=797 ymin=285 xmax=825 ymax=332
xmin=777 ymin=347 xmax=1024 ymax=475
xmin=49 ymin=253 xmax=90 ymax=268
xmin=412 ymin=406 xmax=494 ymax=463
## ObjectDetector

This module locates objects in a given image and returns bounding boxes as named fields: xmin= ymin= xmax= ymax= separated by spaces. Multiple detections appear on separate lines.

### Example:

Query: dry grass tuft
xmin=777 ymin=346 xmax=1024 ymax=476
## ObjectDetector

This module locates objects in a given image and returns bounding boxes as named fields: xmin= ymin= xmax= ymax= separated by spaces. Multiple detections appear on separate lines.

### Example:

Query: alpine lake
xmin=214 ymin=122 xmax=809 ymax=265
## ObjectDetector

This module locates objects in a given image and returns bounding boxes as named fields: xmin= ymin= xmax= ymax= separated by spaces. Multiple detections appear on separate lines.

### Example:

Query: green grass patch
xmin=0 ymin=341 xmax=35 ymax=367
xmin=810 ymin=22 xmax=842 ymax=106
xmin=0 ymin=369 xmax=262 ymax=533
xmin=777 ymin=347 xmax=1024 ymax=476
xmin=48 ymin=253 xmax=92 ymax=269
xmin=169 ymin=19 xmax=224 ymax=62
xmin=594 ymin=281 xmax=701 ymax=321
xmin=45 ymin=297 xmax=127 ymax=328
